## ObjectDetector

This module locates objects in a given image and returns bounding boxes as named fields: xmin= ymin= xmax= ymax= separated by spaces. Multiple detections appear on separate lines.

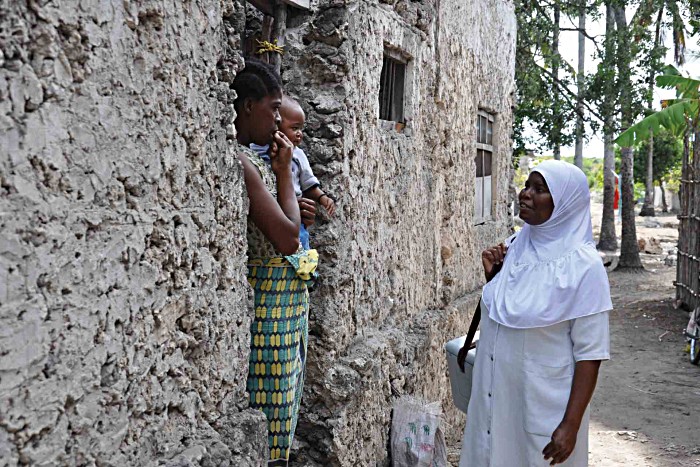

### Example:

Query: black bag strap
xmin=464 ymin=299 xmax=481 ymax=350
xmin=461 ymin=237 xmax=514 ymax=352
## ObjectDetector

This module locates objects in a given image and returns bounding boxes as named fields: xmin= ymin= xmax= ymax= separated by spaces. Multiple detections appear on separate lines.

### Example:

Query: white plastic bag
xmin=391 ymin=396 xmax=447 ymax=467
xmin=686 ymin=307 xmax=699 ymax=336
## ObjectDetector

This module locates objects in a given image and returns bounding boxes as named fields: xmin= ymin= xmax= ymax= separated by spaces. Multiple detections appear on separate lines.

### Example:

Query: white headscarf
xmin=483 ymin=160 xmax=612 ymax=329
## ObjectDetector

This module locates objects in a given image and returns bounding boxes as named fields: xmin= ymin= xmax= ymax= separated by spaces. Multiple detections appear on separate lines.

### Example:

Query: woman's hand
xmin=543 ymin=360 xmax=601 ymax=465
xmin=298 ymin=197 xmax=317 ymax=227
xmin=457 ymin=340 xmax=476 ymax=372
xmin=269 ymin=131 xmax=294 ymax=175
xmin=481 ymin=243 xmax=507 ymax=281
xmin=543 ymin=420 xmax=579 ymax=465
xmin=239 ymin=153 xmax=300 ymax=255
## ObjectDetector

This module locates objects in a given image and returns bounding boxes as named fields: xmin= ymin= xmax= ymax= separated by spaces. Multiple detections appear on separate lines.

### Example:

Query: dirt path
xmin=589 ymin=208 xmax=700 ymax=466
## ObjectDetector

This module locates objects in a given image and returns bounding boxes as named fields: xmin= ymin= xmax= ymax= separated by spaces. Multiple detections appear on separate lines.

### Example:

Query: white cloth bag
xmin=391 ymin=396 xmax=447 ymax=467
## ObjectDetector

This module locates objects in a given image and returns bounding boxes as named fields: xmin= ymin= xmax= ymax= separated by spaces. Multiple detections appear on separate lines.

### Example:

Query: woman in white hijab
xmin=459 ymin=160 xmax=612 ymax=466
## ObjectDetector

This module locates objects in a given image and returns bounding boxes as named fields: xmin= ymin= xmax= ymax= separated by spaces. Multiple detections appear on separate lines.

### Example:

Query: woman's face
xmin=518 ymin=172 xmax=555 ymax=225
xmin=246 ymin=91 xmax=283 ymax=145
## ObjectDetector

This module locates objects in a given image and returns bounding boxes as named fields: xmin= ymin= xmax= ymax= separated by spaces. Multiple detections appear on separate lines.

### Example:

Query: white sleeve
xmin=571 ymin=311 xmax=610 ymax=362
xmin=294 ymin=147 xmax=320 ymax=191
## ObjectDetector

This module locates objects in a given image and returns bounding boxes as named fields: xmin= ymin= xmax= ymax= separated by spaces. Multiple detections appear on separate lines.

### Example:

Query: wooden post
xmin=692 ymin=122 xmax=700 ymax=309
xmin=677 ymin=122 xmax=690 ymax=306
xmin=271 ymin=1 xmax=287 ymax=75
xmin=261 ymin=15 xmax=274 ymax=64
xmin=676 ymin=117 xmax=700 ymax=310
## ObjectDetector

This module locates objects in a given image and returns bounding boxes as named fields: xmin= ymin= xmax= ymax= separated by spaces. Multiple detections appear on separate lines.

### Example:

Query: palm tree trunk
xmin=574 ymin=0 xmax=586 ymax=169
xmin=640 ymin=8 xmax=664 ymax=217
xmin=640 ymin=128 xmax=656 ymax=216
xmin=552 ymin=3 xmax=561 ymax=160
xmin=658 ymin=179 xmax=668 ymax=213
xmin=614 ymin=5 xmax=643 ymax=269
xmin=597 ymin=1 xmax=617 ymax=251
xmin=599 ymin=132 xmax=618 ymax=250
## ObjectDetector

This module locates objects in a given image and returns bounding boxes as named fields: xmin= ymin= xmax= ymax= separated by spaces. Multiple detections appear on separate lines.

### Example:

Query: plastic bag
xmin=686 ymin=307 xmax=699 ymax=336
xmin=391 ymin=396 xmax=447 ymax=467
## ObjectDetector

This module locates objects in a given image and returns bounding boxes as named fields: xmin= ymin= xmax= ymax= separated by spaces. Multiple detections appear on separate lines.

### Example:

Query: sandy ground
xmin=588 ymin=205 xmax=700 ymax=467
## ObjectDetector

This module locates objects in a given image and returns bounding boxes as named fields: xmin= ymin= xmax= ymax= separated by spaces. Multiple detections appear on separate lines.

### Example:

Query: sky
xmin=532 ymin=5 xmax=700 ymax=159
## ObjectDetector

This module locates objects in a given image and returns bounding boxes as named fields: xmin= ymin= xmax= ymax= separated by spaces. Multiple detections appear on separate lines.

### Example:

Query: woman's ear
xmin=243 ymin=97 xmax=254 ymax=115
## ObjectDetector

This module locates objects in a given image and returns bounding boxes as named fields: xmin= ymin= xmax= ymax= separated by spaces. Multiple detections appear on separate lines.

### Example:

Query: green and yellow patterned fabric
xmin=246 ymin=251 xmax=317 ymax=462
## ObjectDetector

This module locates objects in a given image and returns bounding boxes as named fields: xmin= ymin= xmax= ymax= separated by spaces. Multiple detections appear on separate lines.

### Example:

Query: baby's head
xmin=279 ymin=96 xmax=305 ymax=147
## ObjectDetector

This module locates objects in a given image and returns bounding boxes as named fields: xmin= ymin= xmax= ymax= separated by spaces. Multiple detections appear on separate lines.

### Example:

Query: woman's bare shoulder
xmin=238 ymin=150 xmax=263 ymax=178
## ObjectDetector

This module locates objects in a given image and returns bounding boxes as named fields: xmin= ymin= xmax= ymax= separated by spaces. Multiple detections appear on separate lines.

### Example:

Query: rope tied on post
xmin=256 ymin=39 xmax=284 ymax=56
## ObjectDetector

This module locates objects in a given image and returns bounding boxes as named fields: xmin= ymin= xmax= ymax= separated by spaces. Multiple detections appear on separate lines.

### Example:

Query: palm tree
xmin=616 ymin=67 xmax=699 ymax=147
xmin=574 ymin=0 xmax=586 ymax=170
xmin=552 ymin=3 xmax=562 ymax=160
xmin=616 ymin=66 xmax=699 ymax=304
xmin=631 ymin=0 xmax=687 ymax=216
xmin=597 ymin=0 xmax=618 ymax=252
xmin=614 ymin=5 xmax=644 ymax=269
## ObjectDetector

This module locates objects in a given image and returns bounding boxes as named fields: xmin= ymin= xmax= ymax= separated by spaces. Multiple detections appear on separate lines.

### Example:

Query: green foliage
xmin=561 ymin=155 xmax=606 ymax=192
xmin=615 ymin=67 xmax=700 ymax=146
xmin=664 ymin=164 xmax=683 ymax=192
xmin=514 ymin=0 xmax=694 ymax=167
xmin=513 ymin=0 xmax=578 ymax=155
xmin=633 ymin=130 xmax=683 ymax=184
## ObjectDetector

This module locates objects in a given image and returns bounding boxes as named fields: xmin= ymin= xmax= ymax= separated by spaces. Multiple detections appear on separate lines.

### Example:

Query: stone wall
xmin=282 ymin=0 xmax=516 ymax=464
xmin=0 ymin=1 xmax=267 ymax=466
xmin=0 ymin=0 xmax=515 ymax=465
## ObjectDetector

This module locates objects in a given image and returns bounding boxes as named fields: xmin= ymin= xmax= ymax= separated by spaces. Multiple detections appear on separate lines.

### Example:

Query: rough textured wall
xmin=0 ymin=0 xmax=516 ymax=464
xmin=0 ymin=2 xmax=267 ymax=466
xmin=283 ymin=0 xmax=516 ymax=464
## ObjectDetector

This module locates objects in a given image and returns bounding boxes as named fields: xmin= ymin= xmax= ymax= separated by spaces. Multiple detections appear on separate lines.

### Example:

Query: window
xmin=379 ymin=53 xmax=406 ymax=122
xmin=475 ymin=111 xmax=495 ymax=221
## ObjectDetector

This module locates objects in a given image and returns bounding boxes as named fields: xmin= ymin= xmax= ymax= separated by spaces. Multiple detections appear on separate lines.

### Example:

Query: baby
xmin=251 ymin=96 xmax=335 ymax=249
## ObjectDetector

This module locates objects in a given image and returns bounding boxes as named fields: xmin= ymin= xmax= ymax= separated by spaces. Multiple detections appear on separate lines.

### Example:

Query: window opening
xmin=379 ymin=54 xmax=406 ymax=123
xmin=475 ymin=111 xmax=495 ymax=221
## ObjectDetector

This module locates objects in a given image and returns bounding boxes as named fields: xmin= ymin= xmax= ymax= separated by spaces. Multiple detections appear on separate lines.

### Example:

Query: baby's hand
xmin=320 ymin=194 xmax=336 ymax=216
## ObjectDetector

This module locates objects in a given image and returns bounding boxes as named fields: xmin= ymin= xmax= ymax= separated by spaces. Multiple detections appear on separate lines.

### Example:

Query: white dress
xmin=459 ymin=303 xmax=610 ymax=467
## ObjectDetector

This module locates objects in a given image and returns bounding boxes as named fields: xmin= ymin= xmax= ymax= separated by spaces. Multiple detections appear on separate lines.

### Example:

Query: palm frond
xmin=667 ymin=0 xmax=687 ymax=65
xmin=615 ymin=99 xmax=698 ymax=146
xmin=656 ymin=74 xmax=700 ymax=98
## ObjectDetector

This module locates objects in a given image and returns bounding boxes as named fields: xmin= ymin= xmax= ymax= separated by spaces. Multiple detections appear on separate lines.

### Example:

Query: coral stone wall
xmin=283 ymin=0 xmax=516 ymax=464
xmin=0 ymin=1 xmax=267 ymax=465
xmin=0 ymin=0 xmax=516 ymax=465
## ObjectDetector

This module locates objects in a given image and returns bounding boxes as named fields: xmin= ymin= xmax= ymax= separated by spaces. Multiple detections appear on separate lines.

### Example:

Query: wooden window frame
xmin=379 ymin=50 xmax=408 ymax=125
xmin=474 ymin=110 xmax=496 ymax=225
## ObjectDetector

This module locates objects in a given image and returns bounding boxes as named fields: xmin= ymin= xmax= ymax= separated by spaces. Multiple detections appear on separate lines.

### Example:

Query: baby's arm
xmin=304 ymin=186 xmax=336 ymax=216
xmin=295 ymin=147 xmax=336 ymax=216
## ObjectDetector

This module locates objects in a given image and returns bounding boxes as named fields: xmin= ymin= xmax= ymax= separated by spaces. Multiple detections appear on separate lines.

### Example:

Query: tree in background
xmin=552 ymin=3 xmax=563 ymax=160
xmin=634 ymin=130 xmax=683 ymax=212
xmin=633 ymin=0 xmax=688 ymax=216
xmin=574 ymin=0 xmax=587 ymax=169
xmin=513 ymin=0 xmax=579 ymax=159
xmin=614 ymin=5 xmax=645 ymax=269
xmin=513 ymin=0 xmax=696 ymax=262
xmin=590 ymin=0 xmax=619 ymax=251
xmin=616 ymin=66 xmax=699 ymax=151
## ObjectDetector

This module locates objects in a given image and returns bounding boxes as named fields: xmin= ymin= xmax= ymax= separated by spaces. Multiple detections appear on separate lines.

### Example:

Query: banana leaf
xmin=615 ymin=99 xmax=698 ymax=147
xmin=656 ymin=74 xmax=700 ymax=98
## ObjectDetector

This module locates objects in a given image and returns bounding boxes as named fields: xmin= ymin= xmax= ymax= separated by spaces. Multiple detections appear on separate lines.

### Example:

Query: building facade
xmin=0 ymin=0 xmax=515 ymax=465
xmin=280 ymin=0 xmax=516 ymax=464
